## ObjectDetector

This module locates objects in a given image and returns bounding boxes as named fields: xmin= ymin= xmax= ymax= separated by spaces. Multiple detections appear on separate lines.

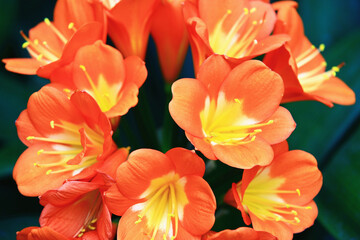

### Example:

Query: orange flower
xmin=183 ymin=0 xmax=290 ymax=73
xmin=113 ymin=148 xmax=216 ymax=240
xmin=3 ymin=0 xmax=106 ymax=78
xmin=104 ymin=0 xmax=160 ymax=59
xmin=34 ymin=149 xmax=127 ymax=240
xmin=225 ymin=148 xmax=323 ymax=240
xmin=14 ymin=85 xmax=117 ymax=196
xmin=169 ymin=55 xmax=296 ymax=169
xmin=51 ymin=40 xmax=147 ymax=119
xmin=202 ymin=227 xmax=275 ymax=240
xmin=263 ymin=1 xmax=355 ymax=107
xmin=151 ymin=0 xmax=189 ymax=82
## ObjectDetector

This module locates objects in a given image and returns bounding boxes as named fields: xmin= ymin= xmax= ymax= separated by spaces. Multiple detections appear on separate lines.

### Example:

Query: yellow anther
xmin=77 ymin=233 xmax=84 ymax=237
xmin=81 ymin=229 xmax=86 ymax=233
xmin=36 ymin=54 xmax=43 ymax=61
xmin=46 ymin=169 xmax=52 ymax=175
xmin=43 ymin=41 xmax=47 ymax=45
xmin=34 ymin=39 xmax=39 ymax=45
xmin=26 ymin=136 xmax=35 ymax=140
xmin=294 ymin=217 xmax=300 ymax=223
xmin=168 ymin=213 xmax=175 ymax=217
xmin=332 ymin=71 xmax=337 ymax=77
xmin=332 ymin=66 xmax=340 ymax=72
xmin=322 ymin=61 xmax=327 ymax=67
xmin=267 ymin=120 xmax=274 ymax=124
xmin=22 ymin=42 xmax=30 ymax=48
xmin=227 ymin=9 xmax=232 ymax=14
xmin=50 ymin=120 xmax=55 ymax=129
xmin=63 ymin=88 xmax=71 ymax=93
xmin=250 ymin=7 xmax=256 ymax=13
xmin=68 ymin=22 xmax=75 ymax=30
xmin=234 ymin=98 xmax=241 ymax=103
xmin=296 ymin=189 xmax=301 ymax=196
xmin=244 ymin=8 xmax=249 ymax=14
xmin=91 ymin=218 xmax=97 ymax=224
xmin=34 ymin=163 xmax=39 ymax=167
xmin=79 ymin=65 xmax=86 ymax=71
xmin=291 ymin=210 xmax=298 ymax=216
xmin=305 ymin=206 xmax=312 ymax=210
xmin=252 ymin=20 xmax=258 ymax=25
xmin=135 ymin=219 xmax=142 ymax=224
xmin=311 ymin=45 xmax=316 ymax=49
xmin=44 ymin=18 xmax=51 ymax=25
xmin=250 ymin=136 xmax=256 ymax=142
xmin=319 ymin=44 xmax=325 ymax=52
xmin=37 ymin=149 xmax=44 ymax=155
xmin=275 ymin=216 xmax=281 ymax=221
xmin=88 ymin=225 xmax=96 ymax=230
xmin=286 ymin=204 xmax=290 ymax=208
xmin=253 ymin=129 xmax=262 ymax=133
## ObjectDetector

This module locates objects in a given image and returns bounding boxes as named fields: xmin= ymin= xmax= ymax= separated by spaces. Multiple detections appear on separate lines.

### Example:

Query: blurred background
xmin=0 ymin=0 xmax=359 ymax=239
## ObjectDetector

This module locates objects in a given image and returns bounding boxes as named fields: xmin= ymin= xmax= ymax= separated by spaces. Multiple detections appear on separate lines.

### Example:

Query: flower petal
xmin=165 ymin=148 xmax=205 ymax=177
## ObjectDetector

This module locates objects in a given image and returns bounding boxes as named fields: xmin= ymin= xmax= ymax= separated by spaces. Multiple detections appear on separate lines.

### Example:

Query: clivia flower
xmin=51 ymin=40 xmax=147 ymax=119
xmin=225 ymin=147 xmax=323 ymax=240
xmin=3 ymin=0 xmax=106 ymax=79
xmin=103 ymin=0 xmax=160 ymax=59
xmin=38 ymin=148 xmax=128 ymax=240
xmin=151 ymin=0 xmax=189 ymax=82
xmin=112 ymin=147 xmax=216 ymax=240
xmin=263 ymin=1 xmax=355 ymax=107
xmin=14 ymin=85 xmax=117 ymax=196
xmin=202 ymin=227 xmax=275 ymax=240
xmin=169 ymin=55 xmax=296 ymax=169
xmin=183 ymin=0 xmax=290 ymax=73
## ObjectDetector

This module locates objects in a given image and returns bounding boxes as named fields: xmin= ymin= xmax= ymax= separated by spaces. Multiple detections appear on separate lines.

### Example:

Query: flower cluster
xmin=5 ymin=0 xmax=355 ymax=240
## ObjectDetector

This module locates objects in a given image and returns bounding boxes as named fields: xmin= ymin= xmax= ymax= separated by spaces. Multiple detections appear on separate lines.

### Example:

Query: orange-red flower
xmin=14 ymin=85 xmax=117 ymax=196
xmin=202 ymin=227 xmax=275 ymax=240
xmin=36 ymin=148 xmax=127 ymax=240
xmin=225 ymin=148 xmax=323 ymax=240
xmin=263 ymin=1 xmax=355 ymax=107
xmin=3 ymin=0 xmax=106 ymax=78
xmin=183 ymin=0 xmax=290 ymax=73
xmin=151 ymin=0 xmax=189 ymax=82
xmin=103 ymin=0 xmax=160 ymax=59
xmin=113 ymin=148 xmax=216 ymax=240
xmin=51 ymin=40 xmax=147 ymax=119
xmin=169 ymin=55 xmax=296 ymax=169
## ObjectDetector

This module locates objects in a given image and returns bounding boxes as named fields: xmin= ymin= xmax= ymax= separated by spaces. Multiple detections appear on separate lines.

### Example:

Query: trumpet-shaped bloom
xmin=183 ymin=0 xmax=289 ymax=73
xmin=3 ymin=0 xmax=106 ymax=78
xmin=169 ymin=55 xmax=296 ymax=169
xmin=37 ymin=148 xmax=127 ymax=240
xmin=113 ymin=148 xmax=216 ymax=240
xmin=14 ymin=85 xmax=117 ymax=196
xmin=51 ymin=40 xmax=147 ymax=118
xmin=104 ymin=0 xmax=160 ymax=59
xmin=151 ymin=0 xmax=189 ymax=82
xmin=202 ymin=227 xmax=275 ymax=240
xmin=263 ymin=1 xmax=355 ymax=107
xmin=225 ymin=149 xmax=323 ymax=240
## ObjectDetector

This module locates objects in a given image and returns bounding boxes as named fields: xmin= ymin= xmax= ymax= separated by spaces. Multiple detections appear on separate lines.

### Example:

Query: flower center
xmin=209 ymin=8 xmax=265 ymax=58
xmin=201 ymin=98 xmax=273 ymax=145
xmin=27 ymin=120 xmax=104 ymax=176
xmin=135 ymin=173 xmax=188 ymax=240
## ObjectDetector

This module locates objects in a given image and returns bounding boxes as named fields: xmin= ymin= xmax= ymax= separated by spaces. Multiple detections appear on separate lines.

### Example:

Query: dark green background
xmin=0 ymin=0 xmax=359 ymax=239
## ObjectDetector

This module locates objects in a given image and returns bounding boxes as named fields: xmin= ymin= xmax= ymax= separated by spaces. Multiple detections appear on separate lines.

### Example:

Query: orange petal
xmin=182 ymin=176 xmax=216 ymax=236
xmin=2 ymin=58 xmax=42 ymax=75
xmin=257 ymin=106 xmax=296 ymax=145
xmin=202 ymin=227 xmax=276 ymax=240
xmin=97 ymin=148 xmax=129 ymax=179
xmin=288 ymin=201 xmax=318 ymax=233
xmin=212 ymin=137 xmax=274 ymax=169
xmin=117 ymin=209 xmax=153 ymax=240
xmin=15 ymin=110 xmax=42 ymax=146
xmin=104 ymin=184 xmax=140 ymax=216
xmin=165 ymin=147 xmax=205 ymax=177
xmin=116 ymin=149 xmax=174 ymax=199
xmin=185 ymin=133 xmax=217 ymax=160
xmin=219 ymin=60 xmax=284 ymax=121
xmin=169 ymin=78 xmax=208 ymax=138
xmin=123 ymin=55 xmax=147 ymax=88
xmin=16 ymin=226 xmax=68 ymax=240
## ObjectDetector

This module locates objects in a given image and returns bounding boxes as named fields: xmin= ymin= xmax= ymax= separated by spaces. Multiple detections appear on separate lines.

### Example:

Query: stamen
xmin=22 ymin=42 xmax=30 ymax=48
xmin=43 ymin=18 xmax=68 ymax=43
xmin=26 ymin=136 xmax=82 ymax=146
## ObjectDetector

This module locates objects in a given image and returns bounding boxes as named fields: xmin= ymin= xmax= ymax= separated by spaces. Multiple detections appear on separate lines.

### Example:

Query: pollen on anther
xmin=36 ymin=54 xmax=43 ymax=61
xmin=322 ymin=61 xmax=327 ymax=67
xmin=46 ymin=169 xmax=52 ymax=175
xmin=250 ymin=7 xmax=256 ymax=13
xmin=252 ymin=20 xmax=258 ymax=25
xmin=227 ymin=9 xmax=232 ymax=14
xmin=291 ymin=210 xmax=298 ymax=216
xmin=88 ymin=225 xmax=96 ymax=230
xmin=244 ymin=8 xmax=249 ymax=15
xmin=68 ymin=22 xmax=75 ymax=30
xmin=22 ymin=42 xmax=30 ymax=48
xmin=305 ymin=206 xmax=312 ymax=210
xmin=50 ymin=120 xmax=55 ymax=129
xmin=319 ymin=44 xmax=325 ymax=52
xmin=294 ymin=217 xmax=300 ymax=223
xmin=44 ymin=18 xmax=51 ymax=25
xmin=63 ymin=88 xmax=71 ymax=93
xmin=37 ymin=149 xmax=44 ymax=155
xmin=79 ymin=65 xmax=86 ymax=71
xmin=34 ymin=39 xmax=39 ymax=45
xmin=234 ymin=98 xmax=241 ymax=103
xmin=296 ymin=189 xmax=301 ymax=196
xmin=332 ymin=66 xmax=340 ymax=72
xmin=26 ymin=136 xmax=35 ymax=140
